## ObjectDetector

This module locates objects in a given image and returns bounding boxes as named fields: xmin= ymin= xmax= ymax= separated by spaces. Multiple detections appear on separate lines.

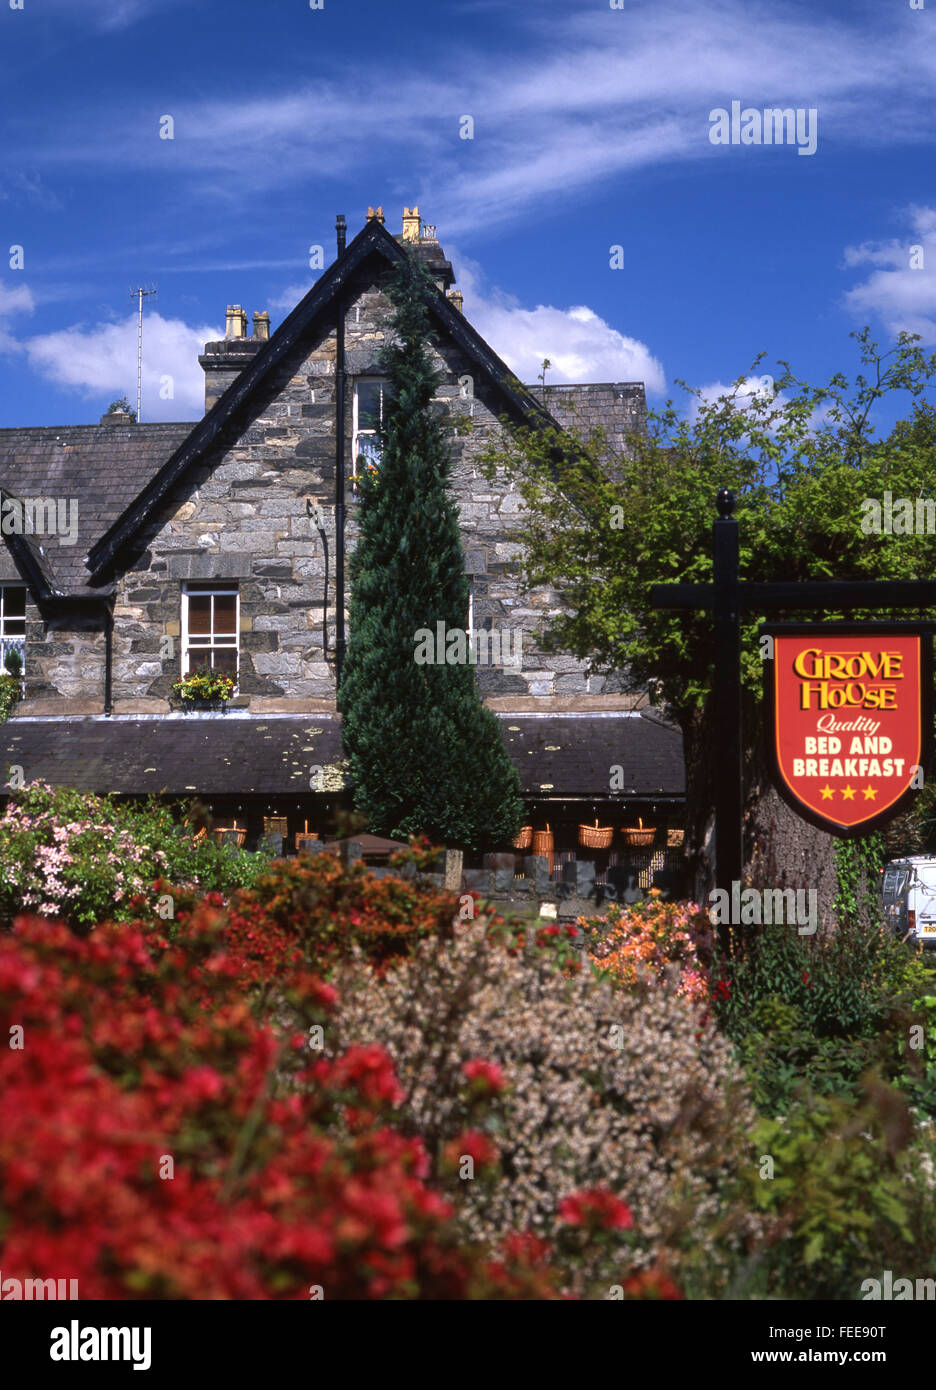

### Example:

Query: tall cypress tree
xmin=337 ymin=251 xmax=525 ymax=851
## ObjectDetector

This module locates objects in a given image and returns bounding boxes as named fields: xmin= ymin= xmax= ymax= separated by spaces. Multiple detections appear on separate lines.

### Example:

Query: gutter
xmin=334 ymin=213 xmax=347 ymax=686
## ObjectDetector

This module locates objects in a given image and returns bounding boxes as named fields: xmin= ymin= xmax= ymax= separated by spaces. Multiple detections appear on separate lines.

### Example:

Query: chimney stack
xmin=253 ymin=310 xmax=270 ymax=340
xmin=447 ymin=288 xmax=464 ymax=313
xmin=366 ymin=205 xmax=385 ymax=225
xmin=225 ymin=305 xmax=248 ymax=340
xmin=401 ymin=206 xmax=421 ymax=242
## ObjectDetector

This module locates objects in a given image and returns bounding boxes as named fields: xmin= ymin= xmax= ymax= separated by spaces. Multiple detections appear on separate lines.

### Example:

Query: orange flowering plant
xmin=582 ymin=889 xmax=713 ymax=1002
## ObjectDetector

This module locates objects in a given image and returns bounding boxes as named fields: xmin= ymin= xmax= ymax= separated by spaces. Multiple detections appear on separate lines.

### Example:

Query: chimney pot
xmin=401 ymin=206 xmax=421 ymax=242
xmin=225 ymin=305 xmax=247 ymax=340
xmin=447 ymin=288 xmax=464 ymax=314
xmin=253 ymin=310 xmax=270 ymax=340
xmin=365 ymin=205 xmax=386 ymax=225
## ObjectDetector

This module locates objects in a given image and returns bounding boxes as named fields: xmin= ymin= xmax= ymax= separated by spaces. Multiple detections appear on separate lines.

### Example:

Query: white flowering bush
xmin=329 ymin=924 xmax=764 ymax=1291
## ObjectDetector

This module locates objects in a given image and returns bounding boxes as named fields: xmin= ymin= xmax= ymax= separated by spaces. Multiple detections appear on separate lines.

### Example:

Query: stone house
xmin=0 ymin=206 xmax=684 ymax=879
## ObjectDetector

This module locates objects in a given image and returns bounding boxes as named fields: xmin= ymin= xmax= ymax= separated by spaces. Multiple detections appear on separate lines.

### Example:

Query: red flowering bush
xmin=219 ymin=850 xmax=462 ymax=978
xmin=0 ymin=912 xmax=565 ymax=1299
xmin=558 ymin=1188 xmax=635 ymax=1232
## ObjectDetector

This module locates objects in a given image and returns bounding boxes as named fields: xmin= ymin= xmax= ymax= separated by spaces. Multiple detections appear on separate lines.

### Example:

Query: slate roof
xmin=500 ymin=711 xmax=685 ymax=798
xmin=530 ymin=384 xmax=647 ymax=457
xmin=0 ymin=423 xmax=193 ymax=596
xmin=0 ymin=711 xmax=683 ymax=799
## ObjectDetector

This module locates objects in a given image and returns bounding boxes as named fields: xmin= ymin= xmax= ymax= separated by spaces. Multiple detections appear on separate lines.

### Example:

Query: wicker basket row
xmin=513 ymin=822 xmax=678 ymax=851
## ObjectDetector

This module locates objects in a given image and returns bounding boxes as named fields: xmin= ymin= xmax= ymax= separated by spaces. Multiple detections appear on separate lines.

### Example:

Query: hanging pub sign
xmin=763 ymin=623 xmax=932 ymax=836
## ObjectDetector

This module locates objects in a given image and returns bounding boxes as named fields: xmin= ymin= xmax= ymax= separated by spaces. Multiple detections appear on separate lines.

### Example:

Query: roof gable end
xmin=86 ymin=219 xmax=556 ymax=580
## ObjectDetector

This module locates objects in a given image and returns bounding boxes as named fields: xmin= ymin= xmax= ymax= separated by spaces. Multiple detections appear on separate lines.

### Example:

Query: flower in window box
xmin=171 ymin=666 xmax=236 ymax=703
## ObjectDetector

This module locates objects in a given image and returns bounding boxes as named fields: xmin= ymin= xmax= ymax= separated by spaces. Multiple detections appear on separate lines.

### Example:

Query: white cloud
xmin=270 ymin=282 xmax=315 ymax=312
xmin=692 ymin=376 xmax=779 ymax=411
xmin=843 ymin=206 xmax=936 ymax=342
xmin=0 ymin=280 xmax=35 ymax=355
xmin=23 ymin=312 xmax=220 ymax=421
xmin=454 ymin=257 xmax=665 ymax=392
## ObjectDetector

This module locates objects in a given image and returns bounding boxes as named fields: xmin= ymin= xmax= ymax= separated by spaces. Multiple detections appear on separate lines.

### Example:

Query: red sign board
xmin=769 ymin=626 xmax=929 ymax=835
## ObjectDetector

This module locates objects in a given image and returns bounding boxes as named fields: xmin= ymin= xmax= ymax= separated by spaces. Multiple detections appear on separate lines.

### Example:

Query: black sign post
xmin=651 ymin=489 xmax=936 ymax=952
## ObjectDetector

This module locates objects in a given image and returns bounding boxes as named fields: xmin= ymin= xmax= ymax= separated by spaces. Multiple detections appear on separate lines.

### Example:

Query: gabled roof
xmin=0 ymin=423 xmax=193 ymax=598
xmin=85 ymin=218 xmax=558 ymax=581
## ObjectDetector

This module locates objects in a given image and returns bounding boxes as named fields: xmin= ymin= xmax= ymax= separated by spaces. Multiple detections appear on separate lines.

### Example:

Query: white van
xmin=881 ymin=857 xmax=936 ymax=948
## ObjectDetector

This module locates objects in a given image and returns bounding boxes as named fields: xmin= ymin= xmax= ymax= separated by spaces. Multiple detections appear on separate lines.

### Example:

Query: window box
xmin=171 ymin=666 xmax=236 ymax=705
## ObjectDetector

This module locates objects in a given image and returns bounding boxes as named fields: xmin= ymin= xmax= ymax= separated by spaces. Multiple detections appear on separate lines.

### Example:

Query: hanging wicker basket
xmin=578 ymin=818 xmax=613 ymax=850
xmin=513 ymin=824 xmax=533 ymax=850
xmin=212 ymin=823 xmax=247 ymax=848
xmin=532 ymin=824 xmax=554 ymax=874
xmin=666 ymin=828 xmax=685 ymax=848
xmin=622 ymin=816 xmax=656 ymax=848
xmin=294 ymin=820 xmax=320 ymax=852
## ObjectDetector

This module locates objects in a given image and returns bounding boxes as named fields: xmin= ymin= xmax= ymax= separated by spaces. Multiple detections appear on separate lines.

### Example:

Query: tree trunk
xmin=680 ymin=695 xmax=840 ymax=934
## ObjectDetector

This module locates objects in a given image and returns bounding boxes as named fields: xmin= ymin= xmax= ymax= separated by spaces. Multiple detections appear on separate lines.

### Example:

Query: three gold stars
xmin=816 ymin=784 xmax=877 ymax=802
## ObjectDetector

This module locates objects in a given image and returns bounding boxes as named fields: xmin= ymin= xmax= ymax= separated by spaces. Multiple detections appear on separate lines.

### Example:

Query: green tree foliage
xmin=104 ymin=396 xmax=137 ymax=422
xmin=338 ymin=251 xmax=524 ymax=851
xmin=480 ymin=330 xmax=936 ymax=874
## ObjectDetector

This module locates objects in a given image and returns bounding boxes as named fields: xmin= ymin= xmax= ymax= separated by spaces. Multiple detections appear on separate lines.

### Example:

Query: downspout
xmin=104 ymin=600 xmax=114 ymax=715
xmin=334 ymin=213 xmax=347 ymax=688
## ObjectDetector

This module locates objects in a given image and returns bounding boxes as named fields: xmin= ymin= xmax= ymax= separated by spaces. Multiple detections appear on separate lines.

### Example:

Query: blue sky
xmin=0 ymin=0 xmax=934 ymax=429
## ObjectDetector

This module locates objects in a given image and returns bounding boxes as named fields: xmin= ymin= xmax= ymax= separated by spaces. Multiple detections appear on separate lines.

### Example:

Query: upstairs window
xmin=181 ymin=584 xmax=239 ymax=680
xmin=352 ymin=378 xmax=389 ymax=487
xmin=0 ymin=585 xmax=25 ymax=678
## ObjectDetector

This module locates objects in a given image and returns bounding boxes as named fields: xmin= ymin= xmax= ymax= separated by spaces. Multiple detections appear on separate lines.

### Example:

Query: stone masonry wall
xmin=19 ymin=258 xmax=643 ymax=711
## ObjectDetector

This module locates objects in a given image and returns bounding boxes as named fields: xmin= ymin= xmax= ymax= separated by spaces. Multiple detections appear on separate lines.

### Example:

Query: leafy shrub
xmin=740 ymin=1076 xmax=936 ymax=1300
xmin=711 ymin=915 xmax=916 ymax=1043
xmin=0 ymin=673 xmax=22 ymax=724
xmin=580 ymin=890 xmax=712 ymax=1001
xmin=0 ymin=782 xmax=271 ymax=931
xmin=734 ymin=997 xmax=880 ymax=1116
xmin=0 ymin=911 xmax=575 ymax=1299
xmin=328 ymin=923 xmax=762 ymax=1294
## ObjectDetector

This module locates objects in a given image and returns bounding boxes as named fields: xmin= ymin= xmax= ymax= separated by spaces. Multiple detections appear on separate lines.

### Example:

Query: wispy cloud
xmin=37 ymin=0 xmax=183 ymax=32
xmin=11 ymin=0 xmax=934 ymax=236
xmin=843 ymin=206 xmax=936 ymax=343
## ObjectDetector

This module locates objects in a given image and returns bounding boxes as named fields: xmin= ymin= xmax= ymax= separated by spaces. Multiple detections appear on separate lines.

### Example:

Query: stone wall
xmin=18 ymin=259 xmax=645 ymax=712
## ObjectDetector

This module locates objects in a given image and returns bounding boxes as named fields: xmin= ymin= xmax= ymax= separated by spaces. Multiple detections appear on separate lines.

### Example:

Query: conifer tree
xmin=338 ymin=251 xmax=524 ymax=850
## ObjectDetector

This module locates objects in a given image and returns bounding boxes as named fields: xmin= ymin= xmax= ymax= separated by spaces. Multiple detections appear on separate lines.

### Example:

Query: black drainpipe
xmin=104 ymin=601 xmax=114 ymax=715
xmin=334 ymin=213 xmax=347 ymax=688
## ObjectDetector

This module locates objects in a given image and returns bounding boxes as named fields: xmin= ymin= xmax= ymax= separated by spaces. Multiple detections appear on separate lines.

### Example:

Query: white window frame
xmin=351 ymin=377 xmax=389 ymax=489
xmin=0 ymin=584 xmax=26 ymax=682
xmin=181 ymin=583 xmax=240 ymax=687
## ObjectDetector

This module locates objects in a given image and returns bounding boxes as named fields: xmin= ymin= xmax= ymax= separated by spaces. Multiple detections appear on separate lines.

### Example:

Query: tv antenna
xmin=129 ymin=284 xmax=157 ymax=422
